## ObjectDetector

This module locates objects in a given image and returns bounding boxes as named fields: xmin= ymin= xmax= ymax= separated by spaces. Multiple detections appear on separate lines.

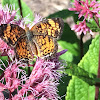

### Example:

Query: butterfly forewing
xmin=30 ymin=18 xmax=64 ymax=39
xmin=0 ymin=24 xmax=25 ymax=47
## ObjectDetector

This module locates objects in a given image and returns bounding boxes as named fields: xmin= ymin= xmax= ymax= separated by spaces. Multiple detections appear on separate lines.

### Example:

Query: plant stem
xmin=93 ymin=16 xmax=100 ymax=29
xmin=95 ymin=38 xmax=100 ymax=100
xmin=28 ymin=66 xmax=31 ymax=76
xmin=18 ymin=0 xmax=23 ymax=17
xmin=0 ymin=72 xmax=4 ymax=80
xmin=78 ymin=0 xmax=84 ymax=59
xmin=9 ymin=90 xmax=12 ymax=99
xmin=80 ymin=33 xmax=84 ymax=59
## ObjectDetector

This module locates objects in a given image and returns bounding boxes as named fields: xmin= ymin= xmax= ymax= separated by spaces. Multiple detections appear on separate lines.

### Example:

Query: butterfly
xmin=0 ymin=18 xmax=64 ymax=61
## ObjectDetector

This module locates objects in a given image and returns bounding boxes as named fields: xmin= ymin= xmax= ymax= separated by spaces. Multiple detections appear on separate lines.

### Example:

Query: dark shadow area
xmin=58 ymin=75 xmax=71 ymax=100
xmin=83 ymin=38 xmax=92 ymax=55
xmin=61 ymin=23 xmax=79 ymax=43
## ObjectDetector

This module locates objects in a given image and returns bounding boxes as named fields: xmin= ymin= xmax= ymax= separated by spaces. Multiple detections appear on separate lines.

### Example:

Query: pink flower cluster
xmin=0 ymin=4 xmax=66 ymax=100
xmin=72 ymin=21 xmax=93 ymax=35
xmin=11 ymin=50 xmax=66 ymax=100
xmin=0 ymin=50 xmax=67 ymax=100
xmin=0 ymin=4 xmax=17 ymax=25
xmin=69 ymin=0 xmax=100 ymax=35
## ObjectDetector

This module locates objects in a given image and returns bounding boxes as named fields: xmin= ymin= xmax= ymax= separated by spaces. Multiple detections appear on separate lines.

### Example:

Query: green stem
xmin=18 ymin=0 xmax=23 ymax=17
xmin=93 ymin=16 xmax=100 ymax=29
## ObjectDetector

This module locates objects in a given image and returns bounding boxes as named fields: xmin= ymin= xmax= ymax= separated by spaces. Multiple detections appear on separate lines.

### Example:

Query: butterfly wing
xmin=28 ymin=18 xmax=64 ymax=58
xmin=30 ymin=18 xmax=64 ymax=39
xmin=0 ymin=18 xmax=64 ymax=59
xmin=15 ymin=37 xmax=33 ymax=61
xmin=29 ymin=35 xmax=58 ymax=58
xmin=0 ymin=24 xmax=33 ymax=61
xmin=0 ymin=24 xmax=25 ymax=47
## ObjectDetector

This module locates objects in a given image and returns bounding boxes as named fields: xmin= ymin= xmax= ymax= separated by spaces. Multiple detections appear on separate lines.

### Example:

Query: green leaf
xmin=58 ymin=23 xmax=80 ymax=64
xmin=47 ymin=9 xmax=75 ymax=20
xmin=65 ymin=62 xmax=91 ymax=77
xmin=64 ymin=62 xmax=100 ymax=85
xmin=1 ymin=0 xmax=34 ymax=23
xmin=47 ymin=9 xmax=78 ymax=23
xmin=65 ymin=35 xmax=99 ymax=100
xmin=0 ymin=56 xmax=8 ymax=74
xmin=86 ymin=19 xmax=100 ymax=32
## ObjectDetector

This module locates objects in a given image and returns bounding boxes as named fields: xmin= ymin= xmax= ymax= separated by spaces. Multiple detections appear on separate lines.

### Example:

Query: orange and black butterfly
xmin=0 ymin=18 xmax=64 ymax=61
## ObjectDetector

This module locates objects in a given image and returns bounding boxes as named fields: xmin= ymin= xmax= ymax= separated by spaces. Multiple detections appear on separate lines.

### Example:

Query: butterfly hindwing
xmin=31 ymin=35 xmax=58 ymax=57
xmin=15 ymin=37 xmax=33 ymax=60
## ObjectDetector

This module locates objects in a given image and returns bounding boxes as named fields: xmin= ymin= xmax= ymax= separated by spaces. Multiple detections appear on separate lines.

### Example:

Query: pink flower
xmin=72 ymin=21 xmax=93 ymax=35
xmin=0 ymin=60 xmax=27 ymax=92
xmin=0 ymin=4 xmax=18 ymax=25
xmin=0 ymin=38 xmax=9 ymax=53
xmin=0 ymin=38 xmax=15 ymax=59
xmin=29 ymin=13 xmax=43 ymax=29
xmin=0 ymin=50 xmax=67 ymax=100
xmin=69 ymin=0 xmax=100 ymax=20
xmin=68 ymin=0 xmax=100 ymax=35
xmin=11 ymin=50 xmax=67 ymax=100
xmin=0 ymin=92 xmax=4 ymax=100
